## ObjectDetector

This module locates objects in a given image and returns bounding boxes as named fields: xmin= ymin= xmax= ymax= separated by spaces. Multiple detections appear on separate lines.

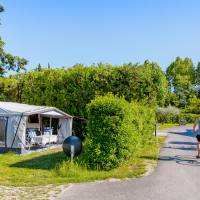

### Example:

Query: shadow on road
xmin=169 ymin=129 xmax=195 ymax=138
xmin=159 ymin=155 xmax=200 ymax=166
xmin=164 ymin=146 xmax=196 ymax=151
xmin=164 ymin=141 xmax=197 ymax=151
xmin=169 ymin=141 xmax=196 ymax=145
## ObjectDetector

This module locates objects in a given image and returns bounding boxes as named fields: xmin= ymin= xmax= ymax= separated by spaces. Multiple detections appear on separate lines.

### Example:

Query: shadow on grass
xmin=10 ymin=152 xmax=68 ymax=170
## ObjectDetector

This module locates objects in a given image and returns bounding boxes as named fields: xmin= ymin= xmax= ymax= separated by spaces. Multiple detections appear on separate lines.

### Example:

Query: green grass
xmin=158 ymin=123 xmax=179 ymax=130
xmin=158 ymin=123 xmax=193 ymax=130
xmin=0 ymin=138 xmax=164 ymax=187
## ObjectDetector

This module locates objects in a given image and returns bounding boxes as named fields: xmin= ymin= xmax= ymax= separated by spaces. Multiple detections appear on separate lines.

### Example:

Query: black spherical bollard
xmin=63 ymin=136 xmax=82 ymax=157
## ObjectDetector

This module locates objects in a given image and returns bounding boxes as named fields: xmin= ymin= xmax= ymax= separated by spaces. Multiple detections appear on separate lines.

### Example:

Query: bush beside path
xmin=58 ymin=125 xmax=200 ymax=200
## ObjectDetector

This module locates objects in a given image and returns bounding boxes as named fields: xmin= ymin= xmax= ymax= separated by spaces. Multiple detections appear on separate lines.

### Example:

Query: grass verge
xmin=158 ymin=123 xmax=193 ymax=130
xmin=0 ymin=137 xmax=164 ymax=187
xmin=158 ymin=123 xmax=179 ymax=130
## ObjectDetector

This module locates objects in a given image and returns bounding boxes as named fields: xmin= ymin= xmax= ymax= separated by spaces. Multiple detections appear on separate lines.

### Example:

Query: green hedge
xmin=179 ymin=113 xmax=199 ymax=124
xmin=157 ymin=113 xmax=180 ymax=124
xmin=156 ymin=106 xmax=180 ymax=124
xmin=84 ymin=94 xmax=155 ymax=170
xmin=0 ymin=62 xmax=168 ymax=139
xmin=157 ymin=106 xmax=198 ymax=124
xmin=131 ymin=102 xmax=155 ymax=145
xmin=0 ymin=77 xmax=19 ymax=101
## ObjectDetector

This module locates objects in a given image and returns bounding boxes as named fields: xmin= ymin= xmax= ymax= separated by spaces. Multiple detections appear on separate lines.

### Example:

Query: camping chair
xmin=26 ymin=128 xmax=40 ymax=145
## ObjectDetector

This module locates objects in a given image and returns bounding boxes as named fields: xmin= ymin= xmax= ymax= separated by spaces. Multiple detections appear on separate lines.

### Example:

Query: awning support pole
xmin=38 ymin=114 xmax=41 ymax=134
xmin=5 ymin=117 xmax=8 ymax=149
xmin=11 ymin=113 xmax=23 ymax=149
xmin=50 ymin=117 xmax=52 ymax=129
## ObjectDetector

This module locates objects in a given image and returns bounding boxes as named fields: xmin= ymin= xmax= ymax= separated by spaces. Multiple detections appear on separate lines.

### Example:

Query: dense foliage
xmin=84 ymin=94 xmax=155 ymax=170
xmin=157 ymin=106 xmax=180 ymax=124
xmin=157 ymin=106 xmax=198 ymax=124
xmin=166 ymin=57 xmax=196 ymax=107
xmin=184 ymin=96 xmax=200 ymax=114
xmin=0 ymin=76 xmax=19 ymax=101
xmin=130 ymin=101 xmax=156 ymax=145
xmin=179 ymin=113 xmax=199 ymax=124
xmin=0 ymin=62 xmax=168 ymax=138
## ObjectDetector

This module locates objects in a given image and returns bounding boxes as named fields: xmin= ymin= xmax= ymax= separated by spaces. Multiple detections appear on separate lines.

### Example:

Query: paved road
xmin=58 ymin=126 xmax=200 ymax=200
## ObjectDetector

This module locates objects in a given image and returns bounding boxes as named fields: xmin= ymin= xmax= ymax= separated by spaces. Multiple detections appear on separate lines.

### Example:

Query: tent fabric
xmin=0 ymin=102 xmax=73 ymax=152
xmin=0 ymin=117 xmax=6 ymax=143
xmin=0 ymin=102 xmax=72 ymax=118
xmin=40 ymin=110 xmax=64 ymax=118
xmin=0 ymin=108 xmax=8 ymax=113
xmin=6 ymin=115 xmax=26 ymax=148
xmin=0 ymin=102 xmax=45 ymax=114
xmin=58 ymin=118 xmax=72 ymax=143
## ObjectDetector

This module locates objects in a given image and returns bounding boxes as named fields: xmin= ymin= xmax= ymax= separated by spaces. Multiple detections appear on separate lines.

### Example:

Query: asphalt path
xmin=58 ymin=126 xmax=200 ymax=200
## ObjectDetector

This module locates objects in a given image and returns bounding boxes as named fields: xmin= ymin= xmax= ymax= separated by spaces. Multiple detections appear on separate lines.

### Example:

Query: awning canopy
xmin=40 ymin=110 xmax=67 ymax=118
xmin=0 ymin=102 xmax=72 ymax=118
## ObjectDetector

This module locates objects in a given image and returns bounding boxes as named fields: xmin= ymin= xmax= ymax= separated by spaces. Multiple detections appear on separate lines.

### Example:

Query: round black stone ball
xmin=63 ymin=136 xmax=82 ymax=156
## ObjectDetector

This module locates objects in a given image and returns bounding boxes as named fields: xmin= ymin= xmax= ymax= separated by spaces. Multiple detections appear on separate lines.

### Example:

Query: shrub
xmin=184 ymin=96 xmax=200 ymax=114
xmin=0 ymin=77 xmax=19 ymax=101
xmin=131 ymin=102 xmax=155 ymax=146
xmin=84 ymin=94 xmax=133 ymax=170
xmin=157 ymin=106 xmax=180 ymax=123
xmin=157 ymin=105 xmax=198 ymax=124
xmin=179 ymin=113 xmax=199 ymax=124
xmin=84 ymin=94 xmax=155 ymax=170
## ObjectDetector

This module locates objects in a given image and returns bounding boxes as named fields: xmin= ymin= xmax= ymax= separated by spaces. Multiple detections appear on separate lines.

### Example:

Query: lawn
xmin=158 ymin=123 xmax=193 ymax=130
xmin=158 ymin=123 xmax=179 ymax=130
xmin=0 ymin=137 xmax=164 ymax=187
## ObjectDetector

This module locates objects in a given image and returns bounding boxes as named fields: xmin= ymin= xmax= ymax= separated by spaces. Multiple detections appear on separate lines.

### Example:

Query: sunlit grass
xmin=0 ymin=138 xmax=164 ymax=187
xmin=158 ymin=123 xmax=179 ymax=130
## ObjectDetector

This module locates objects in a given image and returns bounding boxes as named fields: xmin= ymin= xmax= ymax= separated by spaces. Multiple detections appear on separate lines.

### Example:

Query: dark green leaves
xmin=166 ymin=57 xmax=196 ymax=107
xmin=84 ymin=94 xmax=155 ymax=170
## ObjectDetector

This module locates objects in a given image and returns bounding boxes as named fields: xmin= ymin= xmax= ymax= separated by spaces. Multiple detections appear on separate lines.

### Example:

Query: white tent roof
xmin=0 ymin=102 xmax=72 ymax=118
xmin=0 ymin=102 xmax=45 ymax=113
xmin=41 ymin=110 xmax=63 ymax=116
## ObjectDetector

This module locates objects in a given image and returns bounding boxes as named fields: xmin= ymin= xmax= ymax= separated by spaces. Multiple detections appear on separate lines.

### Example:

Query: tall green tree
xmin=195 ymin=62 xmax=200 ymax=97
xmin=196 ymin=62 xmax=200 ymax=82
xmin=166 ymin=57 xmax=195 ymax=107
xmin=137 ymin=60 xmax=169 ymax=106
xmin=0 ymin=5 xmax=27 ymax=76
xmin=36 ymin=63 xmax=42 ymax=71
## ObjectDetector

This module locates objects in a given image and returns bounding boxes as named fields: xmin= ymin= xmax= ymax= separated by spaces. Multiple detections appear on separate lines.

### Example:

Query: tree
xmin=0 ymin=5 xmax=28 ymax=77
xmin=36 ymin=63 xmax=42 ymax=71
xmin=166 ymin=57 xmax=195 ymax=107
xmin=137 ymin=60 xmax=169 ymax=106
xmin=195 ymin=62 xmax=200 ymax=97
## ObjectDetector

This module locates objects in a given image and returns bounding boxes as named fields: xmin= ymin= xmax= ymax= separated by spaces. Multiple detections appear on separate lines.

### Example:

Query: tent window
xmin=28 ymin=114 xmax=39 ymax=123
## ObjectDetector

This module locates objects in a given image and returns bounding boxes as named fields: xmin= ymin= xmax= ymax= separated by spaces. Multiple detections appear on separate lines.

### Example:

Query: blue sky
xmin=0 ymin=0 xmax=200 ymax=71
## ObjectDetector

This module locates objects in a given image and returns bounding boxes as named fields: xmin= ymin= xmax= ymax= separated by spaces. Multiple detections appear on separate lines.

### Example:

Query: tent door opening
xmin=0 ymin=117 xmax=7 ymax=147
xmin=42 ymin=117 xmax=59 ymax=135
